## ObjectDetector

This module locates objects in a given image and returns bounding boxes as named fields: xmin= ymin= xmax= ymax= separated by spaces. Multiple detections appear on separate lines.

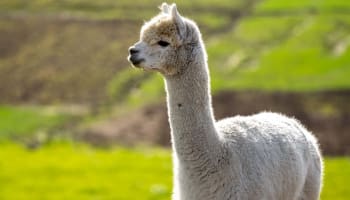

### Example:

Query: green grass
xmin=0 ymin=142 xmax=348 ymax=199
xmin=322 ymin=157 xmax=350 ymax=199
xmin=255 ymin=0 xmax=350 ymax=12
xmin=0 ymin=0 xmax=243 ymax=22
xmin=1 ymin=0 xmax=350 ymax=106
xmin=0 ymin=105 xmax=73 ymax=139
xmin=108 ymin=1 xmax=350 ymax=107
xmin=208 ymin=13 xmax=350 ymax=92
xmin=0 ymin=1 xmax=348 ymax=198
xmin=0 ymin=142 xmax=172 ymax=200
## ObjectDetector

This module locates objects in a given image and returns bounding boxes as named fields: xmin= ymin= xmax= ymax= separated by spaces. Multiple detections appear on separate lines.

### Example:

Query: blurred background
xmin=0 ymin=0 xmax=349 ymax=199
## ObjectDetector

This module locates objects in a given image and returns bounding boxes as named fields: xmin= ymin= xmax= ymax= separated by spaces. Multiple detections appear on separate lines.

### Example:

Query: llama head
xmin=128 ymin=3 xmax=202 ymax=76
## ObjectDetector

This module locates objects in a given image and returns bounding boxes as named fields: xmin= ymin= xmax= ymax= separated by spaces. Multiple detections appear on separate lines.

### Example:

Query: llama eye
xmin=157 ymin=40 xmax=170 ymax=47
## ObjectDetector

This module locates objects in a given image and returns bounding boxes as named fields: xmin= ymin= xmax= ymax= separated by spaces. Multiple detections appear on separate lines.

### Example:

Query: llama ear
xmin=160 ymin=3 xmax=170 ymax=14
xmin=170 ymin=4 xmax=186 ymax=39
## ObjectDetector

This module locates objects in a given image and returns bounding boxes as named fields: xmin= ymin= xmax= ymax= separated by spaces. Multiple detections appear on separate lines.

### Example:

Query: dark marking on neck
xmin=177 ymin=103 xmax=182 ymax=108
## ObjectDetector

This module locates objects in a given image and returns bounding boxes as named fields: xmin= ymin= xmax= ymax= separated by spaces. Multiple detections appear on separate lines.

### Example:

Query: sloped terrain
xmin=1 ymin=0 xmax=349 ymax=105
xmin=0 ymin=0 xmax=245 ymax=104
xmin=0 ymin=16 xmax=138 ymax=103
xmin=0 ymin=0 xmax=350 ymax=155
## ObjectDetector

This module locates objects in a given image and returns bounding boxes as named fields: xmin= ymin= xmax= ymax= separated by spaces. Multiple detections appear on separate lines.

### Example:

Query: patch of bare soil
xmin=80 ymin=105 xmax=170 ymax=147
xmin=80 ymin=90 xmax=350 ymax=155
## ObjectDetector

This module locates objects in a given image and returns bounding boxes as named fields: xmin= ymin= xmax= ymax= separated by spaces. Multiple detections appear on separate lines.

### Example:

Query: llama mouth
xmin=128 ymin=55 xmax=145 ymax=67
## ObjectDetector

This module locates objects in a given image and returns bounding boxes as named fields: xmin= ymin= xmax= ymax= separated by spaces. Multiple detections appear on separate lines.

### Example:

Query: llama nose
xmin=129 ymin=47 xmax=139 ymax=55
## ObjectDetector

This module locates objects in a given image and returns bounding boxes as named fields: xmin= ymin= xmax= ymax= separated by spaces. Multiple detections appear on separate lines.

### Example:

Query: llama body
xmin=128 ymin=3 xmax=323 ymax=200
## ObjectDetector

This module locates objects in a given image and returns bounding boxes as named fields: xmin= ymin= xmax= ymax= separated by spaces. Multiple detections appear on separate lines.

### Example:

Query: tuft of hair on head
xmin=160 ymin=2 xmax=170 ymax=14
xmin=160 ymin=3 xmax=181 ymax=19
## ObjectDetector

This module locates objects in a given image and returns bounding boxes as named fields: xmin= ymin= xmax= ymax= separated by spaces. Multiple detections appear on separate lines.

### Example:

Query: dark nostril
xmin=129 ymin=47 xmax=139 ymax=54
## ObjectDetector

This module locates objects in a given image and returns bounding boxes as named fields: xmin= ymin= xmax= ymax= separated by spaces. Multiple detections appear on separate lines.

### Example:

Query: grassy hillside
xmin=0 ymin=2 xmax=349 ymax=199
xmin=225 ymin=0 xmax=350 ymax=91
xmin=114 ymin=0 xmax=350 ymax=106
xmin=0 ymin=142 xmax=348 ymax=200
xmin=0 ymin=0 xmax=243 ymax=104
xmin=0 ymin=106 xmax=65 ymax=139
xmin=0 ymin=0 xmax=243 ymax=23
xmin=1 ymin=0 xmax=349 ymax=148
xmin=0 ymin=105 xmax=85 ymax=143
xmin=0 ymin=16 xmax=138 ymax=103
xmin=0 ymin=0 xmax=349 ymax=105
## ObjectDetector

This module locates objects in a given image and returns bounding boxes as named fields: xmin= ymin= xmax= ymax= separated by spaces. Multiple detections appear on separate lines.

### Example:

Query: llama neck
xmin=164 ymin=55 xmax=220 ymax=161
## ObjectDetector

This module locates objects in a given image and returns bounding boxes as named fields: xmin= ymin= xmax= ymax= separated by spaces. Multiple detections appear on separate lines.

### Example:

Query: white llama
xmin=128 ymin=3 xmax=323 ymax=200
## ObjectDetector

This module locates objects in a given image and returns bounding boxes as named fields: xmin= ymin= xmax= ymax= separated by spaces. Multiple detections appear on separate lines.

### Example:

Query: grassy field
xmin=0 ymin=142 xmax=348 ymax=200
xmin=0 ymin=0 xmax=349 ymax=199
xmin=1 ymin=0 xmax=350 ymax=105
xmin=0 ymin=105 xmax=73 ymax=140
xmin=0 ymin=142 xmax=172 ymax=200
xmin=108 ymin=0 xmax=350 ymax=106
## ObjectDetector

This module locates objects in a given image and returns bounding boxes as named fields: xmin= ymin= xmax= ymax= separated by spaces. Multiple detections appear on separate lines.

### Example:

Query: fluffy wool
xmin=128 ymin=3 xmax=323 ymax=200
